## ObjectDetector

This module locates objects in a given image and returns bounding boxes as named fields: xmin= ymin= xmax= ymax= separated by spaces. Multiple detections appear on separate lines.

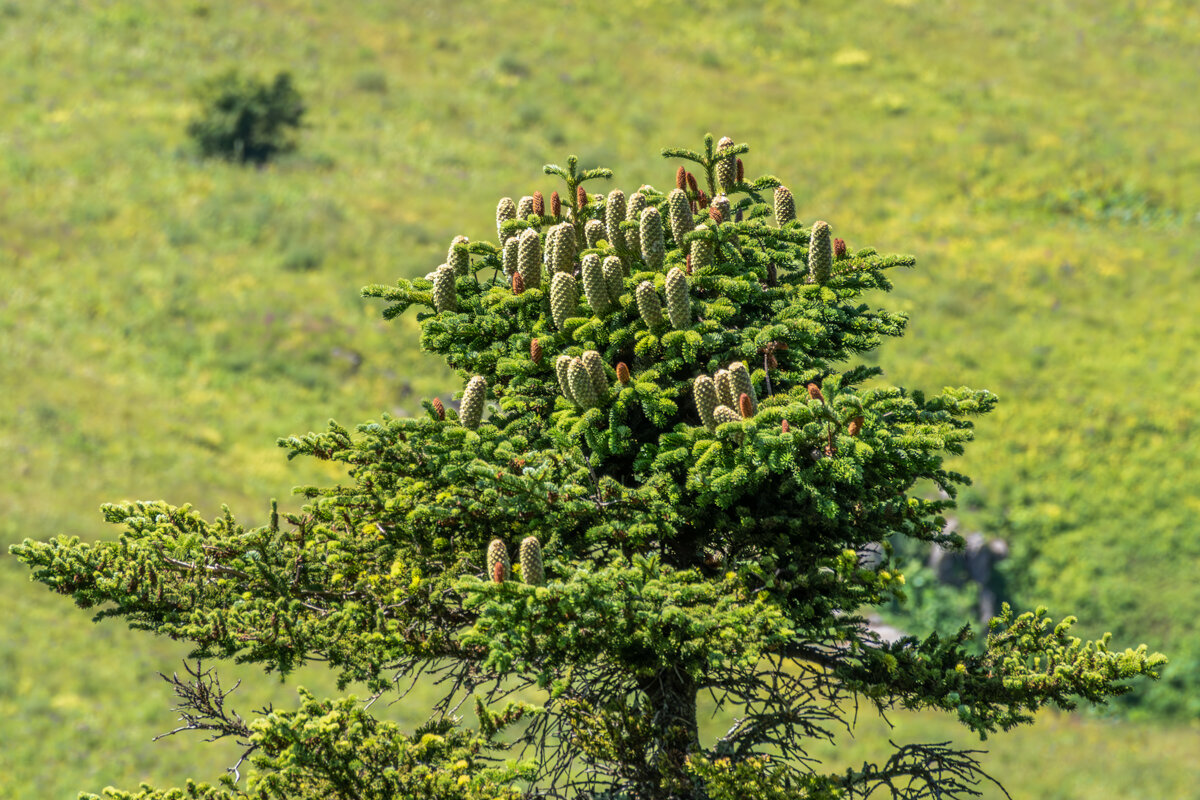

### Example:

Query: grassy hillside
xmin=2 ymin=0 xmax=1198 ymax=796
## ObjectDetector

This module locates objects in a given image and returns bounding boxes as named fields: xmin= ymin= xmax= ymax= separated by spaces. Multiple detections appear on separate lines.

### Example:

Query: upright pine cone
xmin=602 ymin=255 xmax=625 ymax=301
xmin=847 ymin=415 xmax=864 ymax=436
xmin=686 ymin=172 xmax=699 ymax=195
xmin=547 ymin=222 xmax=576 ymax=274
xmin=808 ymin=220 xmax=833 ymax=284
xmin=616 ymin=361 xmax=631 ymax=385
xmin=736 ymin=158 xmax=744 ymax=184
xmin=715 ymin=136 xmax=737 ymax=193
xmin=738 ymin=393 xmax=754 ymax=419
xmin=774 ymin=186 xmax=796 ymax=226
xmin=432 ymin=263 xmax=457 ymax=313
xmin=639 ymin=206 xmax=665 ymax=269
xmin=664 ymin=267 xmax=690 ymax=330
xmin=714 ymin=369 xmax=736 ymax=409
xmin=625 ymin=192 xmax=647 ymax=254
xmin=605 ymin=189 xmax=627 ymax=251
xmin=487 ymin=539 xmax=511 ymax=583
xmin=581 ymin=253 xmax=612 ymax=315
xmin=694 ymin=375 xmax=719 ymax=432
xmin=581 ymin=350 xmax=609 ymax=397
xmin=532 ymin=191 xmax=545 ymax=217
xmin=667 ymin=188 xmax=692 ymax=246
xmin=550 ymin=271 xmax=579 ymax=329
xmin=690 ymin=226 xmax=714 ymax=272
xmin=496 ymin=197 xmax=517 ymax=242
xmin=713 ymin=404 xmax=744 ymax=441
xmin=519 ymin=536 xmax=544 ymax=586
xmin=585 ymin=219 xmax=605 ymax=249
xmin=431 ymin=397 xmax=445 ymax=421
xmin=834 ymin=238 xmax=848 ymax=260
xmin=502 ymin=235 xmax=519 ymax=277
xmin=728 ymin=361 xmax=757 ymax=416
xmin=530 ymin=338 xmax=543 ymax=364
xmin=517 ymin=195 xmax=535 ymax=219
xmin=807 ymin=383 xmax=825 ymax=402
xmin=781 ymin=419 xmax=790 ymax=434
xmin=448 ymin=235 xmax=470 ymax=275
xmin=511 ymin=272 xmax=525 ymax=295
xmin=550 ymin=191 xmax=561 ymax=219
xmin=577 ymin=185 xmax=588 ymax=209
xmin=675 ymin=165 xmax=687 ymax=190
xmin=460 ymin=376 xmax=487 ymax=430
xmin=635 ymin=280 xmax=666 ymax=329
xmin=567 ymin=357 xmax=597 ymax=408
xmin=710 ymin=195 xmax=732 ymax=227
xmin=518 ymin=227 xmax=542 ymax=288
xmin=555 ymin=355 xmax=575 ymax=404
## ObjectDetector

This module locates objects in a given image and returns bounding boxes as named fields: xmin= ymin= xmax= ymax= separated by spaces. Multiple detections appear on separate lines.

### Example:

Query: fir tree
xmin=12 ymin=135 xmax=1164 ymax=800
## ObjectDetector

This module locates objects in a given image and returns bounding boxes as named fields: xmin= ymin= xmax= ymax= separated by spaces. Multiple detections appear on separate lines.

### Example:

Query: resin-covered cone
xmin=635 ymin=280 xmax=666 ymax=329
xmin=581 ymin=253 xmax=612 ymax=315
xmin=809 ymin=220 xmax=833 ymax=284
xmin=689 ymin=226 xmax=714 ymax=272
xmin=729 ymin=361 xmax=757 ymax=415
xmin=567 ymin=357 xmax=597 ymax=409
xmin=639 ymin=206 xmax=665 ymax=270
xmin=602 ymin=255 xmax=625 ymax=301
xmin=625 ymin=192 xmax=647 ymax=254
xmin=519 ymin=536 xmax=544 ymax=586
xmin=667 ymin=188 xmax=692 ymax=247
xmin=774 ymin=186 xmax=796 ymax=226
xmin=432 ymin=263 xmax=457 ymax=313
xmin=460 ymin=375 xmax=487 ymax=430
xmin=664 ymin=267 xmax=690 ymax=330
xmin=547 ymin=222 xmax=576 ymax=275
xmin=694 ymin=375 xmax=719 ymax=432
xmin=448 ymin=235 xmax=470 ymax=275
xmin=518 ymin=228 xmax=542 ymax=288
xmin=487 ymin=539 xmax=511 ymax=583
xmin=496 ymin=197 xmax=517 ymax=242
xmin=581 ymin=350 xmax=609 ymax=398
xmin=605 ymin=189 xmax=626 ymax=251
xmin=550 ymin=271 xmax=579 ymax=330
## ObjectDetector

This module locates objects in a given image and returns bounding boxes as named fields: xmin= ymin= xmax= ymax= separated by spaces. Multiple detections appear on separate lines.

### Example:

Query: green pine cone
xmin=667 ymin=188 xmax=692 ymax=247
xmin=639 ymin=206 xmax=665 ymax=269
xmin=635 ymin=280 xmax=666 ymax=329
xmin=728 ymin=361 xmax=757 ymax=415
xmin=567 ymin=357 xmax=597 ymax=409
xmin=664 ymin=266 xmax=690 ymax=329
xmin=605 ymin=189 xmax=626 ymax=250
xmin=694 ymin=375 xmax=719 ymax=432
xmin=716 ymin=136 xmax=737 ymax=192
xmin=547 ymin=222 xmax=576 ymax=275
xmin=689 ymin=226 xmax=714 ymax=272
xmin=809 ymin=220 xmax=832 ymax=284
xmin=487 ymin=538 xmax=511 ymax=582
xmin=460 ymin=375 xmax=487 ymax=430
xmin=581 ymin=350 xmax=609 ymax=398
xmin=774 ymin=185 xmax=796 ymax=226
xmin=518 ymin=228 xmax=542 ymax=288
xmin=502 ymin=235 xmax=519 ymax=277
xmin=714 ymin=369 xmax=736 ymax=409
xmin=550 ymin=271 xmax=579 ymax=329
xmin=585 ymin=219 xmax=605 ymax=250
xmin=602 ymin=255 xmax=625 ymax=301
xmin=517 ymin=195 xmax=534 ymax=219
xmin=448 ymin=235 xmax=470 ymax=275
xmin=625 ymin=192 xmax=647 ymax=254
xmin=496 ymin=197 xmax=517 ymax=242
xmin=432 ymin=263 xmax=457 ymax=313
xmin=581 ymin=253 xmax=612 ymax=315
xmin=519 ymin=536 xmax=544 ymax=586
xmin=713 ymin=404 xmax=744 ymax=442
xmin=555 ymin=354 xmax=576 ymax=404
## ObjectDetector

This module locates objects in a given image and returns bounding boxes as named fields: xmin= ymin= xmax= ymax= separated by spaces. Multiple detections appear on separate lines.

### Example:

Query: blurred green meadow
xmin=2 ymin=0 xmax=1199 ymax=796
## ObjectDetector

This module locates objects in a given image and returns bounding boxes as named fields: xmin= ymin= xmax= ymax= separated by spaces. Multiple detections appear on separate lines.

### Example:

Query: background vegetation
xmin=1 ymin=0 xmax=1197 ymax=796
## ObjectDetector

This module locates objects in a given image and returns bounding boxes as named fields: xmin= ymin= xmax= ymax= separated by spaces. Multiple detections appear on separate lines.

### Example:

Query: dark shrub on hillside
xmin=187 ymin=70 xmax=304 ymax=165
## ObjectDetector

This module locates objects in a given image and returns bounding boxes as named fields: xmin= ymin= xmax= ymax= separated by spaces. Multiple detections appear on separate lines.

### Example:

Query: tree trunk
xmin=640 ymin=668 xmax=701 ymax=800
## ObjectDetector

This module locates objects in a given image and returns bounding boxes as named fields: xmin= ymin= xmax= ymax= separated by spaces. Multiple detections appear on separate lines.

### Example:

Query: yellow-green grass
xmin=2 ymin=0 xmax=1199 ymax=795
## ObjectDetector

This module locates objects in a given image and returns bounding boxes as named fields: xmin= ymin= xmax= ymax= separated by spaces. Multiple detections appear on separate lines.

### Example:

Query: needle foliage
xmin=11 ymin=135 xmax=1164 ymax=800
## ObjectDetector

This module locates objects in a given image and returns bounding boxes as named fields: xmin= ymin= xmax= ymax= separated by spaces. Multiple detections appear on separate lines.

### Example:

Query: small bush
xmin=187 ymin=70 xmax=304 ymax=165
